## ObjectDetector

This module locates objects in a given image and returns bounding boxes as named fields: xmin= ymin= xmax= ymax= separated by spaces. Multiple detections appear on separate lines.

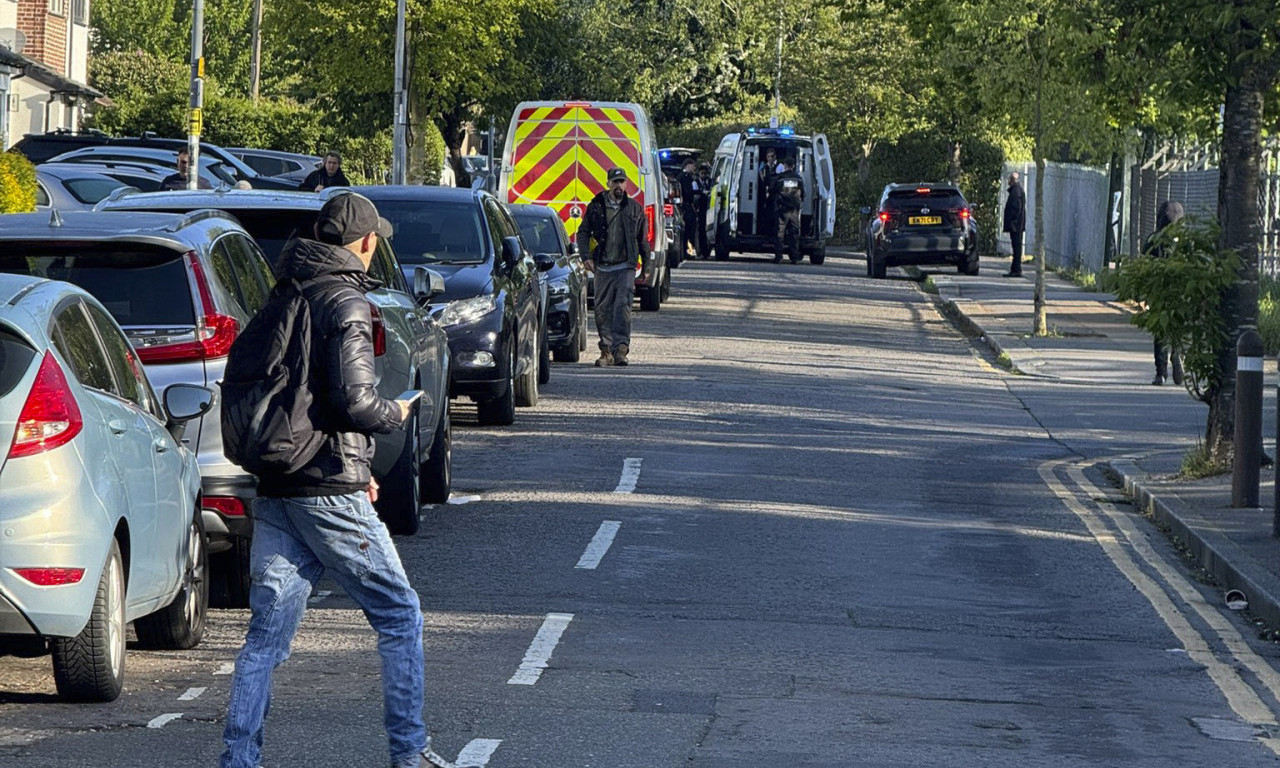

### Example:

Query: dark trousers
xmin=1008 ymin=231 xmax=1024 ymax=275
xmin=681 ymin=207 xmax=701 ymax=257
xmin=1154 ymin=338 xmax=1182 ymax=381
xmin=694 ymin=209 xmax=709 ymax=258
xmin=776 ymin=209 xmax=801 ymax=261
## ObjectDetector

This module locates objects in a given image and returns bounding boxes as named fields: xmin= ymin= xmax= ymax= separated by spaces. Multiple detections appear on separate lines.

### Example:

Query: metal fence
xmin=997 ymin=145 xmax=1280 ymax=276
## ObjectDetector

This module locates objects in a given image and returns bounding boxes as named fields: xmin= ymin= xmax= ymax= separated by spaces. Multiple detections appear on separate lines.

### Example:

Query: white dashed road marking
xmin=214 ymin=662 xmax=235 ymax=676
xmin=456 ymin=738 xmax=502 ymax=766
xmin=613 ymin=458 xmax=642 ymax=493
xmin=576 ymin=521 xmax=621 ymax=570
xmin=177 ymin=687 xmax=205 ymax=701
xmin=447 ymin=494 xmax=482 ymax=505
xmin=147 ymin=713 xmax=183 ymax=729
xmin=508 ymin=613 xmax=574 ymax=685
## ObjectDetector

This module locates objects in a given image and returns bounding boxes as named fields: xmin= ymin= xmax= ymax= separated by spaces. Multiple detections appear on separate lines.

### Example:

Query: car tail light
xmin=203 ymin=496 xmax=247 ymax=517
xmin=8 ymin=352 xmax=83 ymax=460
xmin=368 ymin=302 xmax=386 ymax=357
xmin=663 ymin=203 xmax=674 ymax=217
xmin=645 ymin=204 xmax=656 ymax=249
xmin=134 ymin=252 xmax=240 ymax=364
xmin=916 ymin=187 xmax=931 ymax=194
xmin=14 ymin=568 xmax=85 ymax=586
xmin=959 ymin=208 xmax=971 ymax=220
xmin=878 ymin=211 xmax=891 ymax=223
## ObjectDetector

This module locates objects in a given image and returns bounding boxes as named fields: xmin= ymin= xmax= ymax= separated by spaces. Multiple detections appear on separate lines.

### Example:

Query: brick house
xmin=0 ymin=0 xmax=101 ymax=150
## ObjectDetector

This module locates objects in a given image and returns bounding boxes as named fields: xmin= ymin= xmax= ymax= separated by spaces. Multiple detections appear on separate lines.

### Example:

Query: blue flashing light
xmin=779 ymin=126 xmax=795 ymax=136
xmin=747 ymin=127 xmax=757 ymax=134
xmin=660 ymin=150 xmax=670 ymax=159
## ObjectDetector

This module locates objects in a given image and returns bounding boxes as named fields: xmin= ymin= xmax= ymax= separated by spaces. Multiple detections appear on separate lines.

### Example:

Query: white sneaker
xmin=416 ymin=749 xmax=456 ymax=768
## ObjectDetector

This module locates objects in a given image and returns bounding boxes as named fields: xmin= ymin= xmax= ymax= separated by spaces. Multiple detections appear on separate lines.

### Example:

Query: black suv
xmin=863 ymin=183 xmax=980 ymax=278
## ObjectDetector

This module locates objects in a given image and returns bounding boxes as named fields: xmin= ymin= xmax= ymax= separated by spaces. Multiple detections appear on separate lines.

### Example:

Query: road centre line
xmin=576 ymin=521 xmax=622 ymax=569
xmin=177 ymin=687 xmax=205 ymax=701
xmin=508 ymin=613 xmax=574 ymax=685
xmin=455 ymin=739 xmax=502 ymax=767
xmin=614 ymin=458 xmax=642 ymax=493
xmin=146 ymin=713 xmax=183 ymax=729
xmin=214 ymin=662 xmax=235 ymax=676
xmin=1040 ymin=458 xmax=1280 ymax=754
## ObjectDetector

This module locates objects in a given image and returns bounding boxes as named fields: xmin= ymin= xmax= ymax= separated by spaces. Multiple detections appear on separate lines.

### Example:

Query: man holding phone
xmin=220 ymin=194 xmax=455 ymax=768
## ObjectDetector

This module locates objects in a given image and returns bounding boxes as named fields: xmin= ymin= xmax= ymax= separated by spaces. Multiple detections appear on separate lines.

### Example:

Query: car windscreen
xmin=0 ymin=244 xmax=195 ymax=327
xmin=884 ymin=190 xmax=966 ymax=210
xmin=63 ymin=177 xmax=128 ymax=204
xmin=376 ymin=201 xmax=487 ymax=265
xmin=512 ymin=213 xmax=562 ymax=255
xmin=0 ymin=327 xmax=37 ymax=400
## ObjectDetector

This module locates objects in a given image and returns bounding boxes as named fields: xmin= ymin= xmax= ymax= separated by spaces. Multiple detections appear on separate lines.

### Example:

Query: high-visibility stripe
xmin=511 ymin=139 xmax=577 ymax=197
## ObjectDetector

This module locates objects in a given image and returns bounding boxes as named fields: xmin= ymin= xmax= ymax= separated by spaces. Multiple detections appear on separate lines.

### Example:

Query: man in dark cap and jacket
xmin=219 ymin=194 xmax=455 ymax=768
xmin=1145 ymin=200 xmax=1186 ymax=386
xmin=1003 ymin=172 xmax=1027 ymax=277
xmin=579 ymin=167 xmax=647 ymax=367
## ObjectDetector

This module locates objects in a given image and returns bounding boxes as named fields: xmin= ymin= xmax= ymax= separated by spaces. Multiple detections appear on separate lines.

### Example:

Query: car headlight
xmin=439 ymin=295 xmax=497 ymax=327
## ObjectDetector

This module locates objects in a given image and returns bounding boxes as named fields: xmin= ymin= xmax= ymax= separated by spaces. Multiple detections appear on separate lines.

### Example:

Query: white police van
xmin=705 ymin=127 xmax=836 ymax=264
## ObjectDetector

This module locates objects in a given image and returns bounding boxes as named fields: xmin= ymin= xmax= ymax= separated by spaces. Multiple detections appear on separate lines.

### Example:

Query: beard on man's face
xmin=611 ymin=185 xmax=626 ymax=200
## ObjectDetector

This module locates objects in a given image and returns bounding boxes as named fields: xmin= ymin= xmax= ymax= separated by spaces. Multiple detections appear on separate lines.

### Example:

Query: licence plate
xmin=909 ymin=215 xmax=942 ymax=225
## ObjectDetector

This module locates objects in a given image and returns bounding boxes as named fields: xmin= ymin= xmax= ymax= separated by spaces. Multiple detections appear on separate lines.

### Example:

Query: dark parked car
xmin=863 ymin=183 xmax=979 ymax=278
xmin=508 ymin=204 xmax=589 ymax=363
xmin=96 ymin=188 xmax=454 ymax=538
xmin=48 ymin=146 xmax=241 ymax=188
xmin=356 ymin=186 xmax=544 ymax=427
xmin=227 ymin=148 xmax=323 ymax=185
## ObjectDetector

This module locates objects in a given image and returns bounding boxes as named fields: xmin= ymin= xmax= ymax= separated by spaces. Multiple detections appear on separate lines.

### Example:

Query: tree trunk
xmin=947 ymin=140 xmax=962 ymax=181
xmin=1032 ymin=72 xmax=1047 ymax=336
xmin=1206 ymin=74 xmax=1266 ymax=460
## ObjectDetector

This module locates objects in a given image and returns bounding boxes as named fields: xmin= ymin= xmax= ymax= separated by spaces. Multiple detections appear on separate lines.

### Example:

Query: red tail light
xmin=8 ymin=351 xmax=84 ymax=460
xmin=203 ymin=496 xmax=247 ymax=517
xmin=663 ymin=203 xmax=674 ymax=217
xmin=14 ymin=568 xmax=85 ymax=586
xmin=878 ymin=211 xmax=891 ymax=223
xmin=134 ymin=252 xmax=240 ymax=364
xmin=645 ymin=204 xmax=656 ymax=249
xmin=368 ymin=302 xmax=386 ymax=357
xmin=959 ymin=208 xmax=971 ymax=220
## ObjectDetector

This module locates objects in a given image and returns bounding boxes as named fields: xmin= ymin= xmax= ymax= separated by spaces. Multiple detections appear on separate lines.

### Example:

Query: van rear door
xmin=813 ymin=134 xmax=836 ymax=240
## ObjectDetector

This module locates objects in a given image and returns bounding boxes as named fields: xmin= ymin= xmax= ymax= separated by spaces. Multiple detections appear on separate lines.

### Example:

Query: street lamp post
xmin=187 ymin=0 xmax=204 ymax=190
xmin=391 ymin=0 xmax=408 ymax=185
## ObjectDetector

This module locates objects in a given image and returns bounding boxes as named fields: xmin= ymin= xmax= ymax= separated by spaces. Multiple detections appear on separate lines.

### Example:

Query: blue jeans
xmin=220 ymin=493 xmax=427 ymax=768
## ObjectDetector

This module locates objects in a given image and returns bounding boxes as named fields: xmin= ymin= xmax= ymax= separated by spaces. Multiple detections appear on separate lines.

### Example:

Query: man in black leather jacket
xmin=220 ymin=194 xmax=455 ymax=768
xmin=578 ymin=167 xmax=647 ymax=366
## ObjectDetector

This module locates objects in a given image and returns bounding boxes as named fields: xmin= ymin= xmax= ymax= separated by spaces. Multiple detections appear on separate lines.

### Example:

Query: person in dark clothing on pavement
xmin=299 ymin=152 xmax=351 ymax=192
xmin=1003 ymin=171 xmax=1027 ymax=277
xmin=160 ymin=149 xmax=212 ymax=190
xmin=758 ymin=147 xmax=779 ymax=237
xmin=218 ymin=194 xmax=454 ymax=768
xmin=1145 ymin=200 xmax=1186 ymax=386
xmin=579 ymin=166 xmax=647 ymax=367
xmin=695 ymin=162 xmax=713 ymax=259
xmin=771 ymin=157 xmax=805 ymax=264
xmin=678 ymin=158 xmax=702 ymax=258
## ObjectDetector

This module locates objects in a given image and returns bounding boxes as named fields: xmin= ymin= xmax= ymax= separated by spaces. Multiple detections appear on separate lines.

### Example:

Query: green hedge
xmin=0 ymin=151 xmax=37 ymax=214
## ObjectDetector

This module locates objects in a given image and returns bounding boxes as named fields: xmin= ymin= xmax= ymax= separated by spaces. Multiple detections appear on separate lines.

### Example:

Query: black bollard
xmin=1233 ymin=329 xmax=1263 ymax=508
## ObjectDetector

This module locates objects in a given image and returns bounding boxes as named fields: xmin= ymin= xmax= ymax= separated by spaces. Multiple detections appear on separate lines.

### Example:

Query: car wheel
xmin=537 ymin=325 xmax=551 ymax=385
xmin=420 ymin=401 xmax=451 ymax=504
xmin=477 ymin=343 xmax=517 ymax=426
xmin=135 ymin=507 xmax=208 ymax=650
xmin=375 ymin=407 xmax=421 ymax=536
xmin=514 ymin=333 xmax=539 ymax=407
xmin=872 ymin=253 xmax=887 ymax=279
xmin=640 ymin=285 xmax=661 ymax=312
xmin=659 ymin=266 xmax=671 ymax=302
xmin=809 ymin=247 xmax=826 ymax=265
xmin=210 ymin=536 xmax=250 ymax=609
xmin=554 ymin=321 xmax=582 ymax=363
xmin=714 ymin=223 xmax=730 ymax=261
xmin=961 ymin=253 xmax=980 ymax=275
xmin=52 ymin=540 xmax=125 ymax=702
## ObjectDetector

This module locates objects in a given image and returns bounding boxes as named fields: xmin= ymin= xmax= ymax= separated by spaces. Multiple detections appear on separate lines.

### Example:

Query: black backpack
xmin=221 ymin=278 xmax=328 ymax=475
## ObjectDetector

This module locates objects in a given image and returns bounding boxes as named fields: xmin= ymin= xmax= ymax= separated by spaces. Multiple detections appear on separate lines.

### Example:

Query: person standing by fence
xmin=1145 ymin=200 xmax=1186 ymax=386
xmin=1003 ymin=172 xmax=1026 ymax=277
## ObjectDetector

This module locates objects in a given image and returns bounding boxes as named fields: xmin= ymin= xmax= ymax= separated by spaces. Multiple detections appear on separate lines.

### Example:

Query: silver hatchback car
xmin=0 ymin=275 xmax=213 ymax=702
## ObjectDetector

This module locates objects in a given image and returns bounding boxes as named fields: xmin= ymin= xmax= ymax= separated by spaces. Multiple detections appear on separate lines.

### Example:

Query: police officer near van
xmin=772 ymin=157 xmax=805 ymax=264
xmin=759 ymin=147 xmax=779 ymax=237
xmin=678 ymin=158 xmax=702 ymax=259
xmin=579 ymin=167 xmax=647 ymax=367
xmin=695 ymin=162 xmax=713 ymax=259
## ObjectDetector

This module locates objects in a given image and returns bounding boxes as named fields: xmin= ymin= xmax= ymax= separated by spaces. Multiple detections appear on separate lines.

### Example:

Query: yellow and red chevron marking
xmin=508 ymin=105 xmax=645 ymax=239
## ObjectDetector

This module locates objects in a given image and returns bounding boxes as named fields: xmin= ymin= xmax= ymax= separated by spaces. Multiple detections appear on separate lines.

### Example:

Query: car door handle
xmin=108 ymin=419 xmax=128 ymax=435
xmin=153 ymin=438 xmax=169 ymax=454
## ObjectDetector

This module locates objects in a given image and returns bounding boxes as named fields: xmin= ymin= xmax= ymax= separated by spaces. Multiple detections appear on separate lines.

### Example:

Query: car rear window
xmin=512 ymin=212 xmax=563 ymax=255
xmin=0 ymin=245 xmax=195 ymax=327
xmin=63 ymin=177 xmax=127 ymax=204
xmin=885 ymin=190 xmax=966 ymax=210
xmin=377 ymin=200 xmax=487 ymax=265
xmin=0 ymin=327 xmax=37 ymax=400
xmin=220 ymin=209 xmax=316 ymax=268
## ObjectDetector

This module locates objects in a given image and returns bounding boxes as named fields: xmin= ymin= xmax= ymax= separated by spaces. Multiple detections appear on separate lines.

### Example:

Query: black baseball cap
xmin=316 ymin=193 xmax=393 ymax=245
xmin=607 ymin=167 xmax=627 ymax=183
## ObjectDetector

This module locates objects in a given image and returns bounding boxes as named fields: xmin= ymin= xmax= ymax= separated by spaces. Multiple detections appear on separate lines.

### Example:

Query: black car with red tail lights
xmin=862 ymin=183 xmax=979 ymax=278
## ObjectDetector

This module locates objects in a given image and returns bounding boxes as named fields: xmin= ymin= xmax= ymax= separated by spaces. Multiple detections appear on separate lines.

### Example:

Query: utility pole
xmin=188 ymin=0 xmax=204 ymax=190
xmin=249 ymin=0 xmax=263 ymax=101
xmin=391 ymin=0 xmax=408 ymax=184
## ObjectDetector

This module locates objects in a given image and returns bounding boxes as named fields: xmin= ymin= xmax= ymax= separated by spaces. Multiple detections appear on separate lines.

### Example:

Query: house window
xmin=73 ymin=0 xmax=87 ymax=24
xmin=47 ymin=0 xmax=66 ymax=16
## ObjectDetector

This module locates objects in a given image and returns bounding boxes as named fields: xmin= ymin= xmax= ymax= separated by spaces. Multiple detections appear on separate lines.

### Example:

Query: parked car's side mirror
xmin=413 ymin=267 xmax=446 ymax=301
xmin=163 ymin=383 xmax=216 ymax=441
xmin=501 ymin=236 xmax=523 ymax=270
xmin=534 ymin=253 xmax=557 ymax=272
xmin=860 ymin=206 xmax=872 ymax=216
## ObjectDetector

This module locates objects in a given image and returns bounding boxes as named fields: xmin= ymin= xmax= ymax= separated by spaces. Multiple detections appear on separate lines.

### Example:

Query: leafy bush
xmin=332 ymin=133 xmax=393 ymax=186
xmin=0 ymin=152 xmax=38 ymax=214
xmin=1115 ymin=219 xmax=1238 ymax=402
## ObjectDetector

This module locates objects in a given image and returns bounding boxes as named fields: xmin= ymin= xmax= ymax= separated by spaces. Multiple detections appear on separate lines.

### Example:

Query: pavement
xmin=925 ymin=254 xmax=1280 ymax=633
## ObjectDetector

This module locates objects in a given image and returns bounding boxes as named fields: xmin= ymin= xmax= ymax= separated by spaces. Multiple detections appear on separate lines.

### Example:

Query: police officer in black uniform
xmin=758 ymin=147 xmax=779 ymax=237
xmin=678 ymin=158 xmax=701 ymax=259
xmin=771 ymin=156 xmax=805 ymax=264
xmin=694 ymin=162 xmax=713 ymax=259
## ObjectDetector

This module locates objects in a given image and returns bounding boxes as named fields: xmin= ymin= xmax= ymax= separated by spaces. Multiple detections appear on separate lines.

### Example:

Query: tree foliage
xmin=0 ymin=152 xmax=37 ymax=214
